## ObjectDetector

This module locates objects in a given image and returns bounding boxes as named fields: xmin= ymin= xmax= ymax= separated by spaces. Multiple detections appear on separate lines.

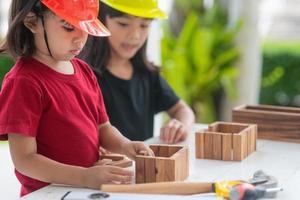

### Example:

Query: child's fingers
xmin=109 ymin=174 xmax=133 ymax=183
xmin=173 ymin=125 xmax=186 ymax=143
xmin=94 ymin=159 xmax=113 ymax=166
xmin=109 ymin=166 xmax=134 ymax=176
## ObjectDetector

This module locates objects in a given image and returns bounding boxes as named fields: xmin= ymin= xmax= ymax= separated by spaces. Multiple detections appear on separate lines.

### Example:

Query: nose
xmin=129 ymin=25 xmax=141 ymax=40
xmin=73 ymin=28 xmax=88 ymax=46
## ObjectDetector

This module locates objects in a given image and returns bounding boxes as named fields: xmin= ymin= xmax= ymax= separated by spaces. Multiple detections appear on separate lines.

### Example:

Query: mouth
xmin=121 ymin=43 xmax=139 ymax=51
xmin=70 ymin=49 xmax=82 ymax=56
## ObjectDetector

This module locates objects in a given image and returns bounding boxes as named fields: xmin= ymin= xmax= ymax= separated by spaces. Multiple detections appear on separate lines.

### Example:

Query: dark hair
xmin=0 ymin=0 xmax=48 ymax=59
xmin=78 ymin=3 xmax=157 ymax=78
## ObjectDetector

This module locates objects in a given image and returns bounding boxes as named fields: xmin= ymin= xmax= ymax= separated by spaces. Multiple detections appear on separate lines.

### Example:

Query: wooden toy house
xmin=135 ymin=145 xmax=189 ymax=183
xmin=195 ymin=122 xmax=257 ymax=161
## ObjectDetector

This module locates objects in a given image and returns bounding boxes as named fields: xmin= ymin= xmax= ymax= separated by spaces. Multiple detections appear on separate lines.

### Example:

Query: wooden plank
xmin=150 ymin=145 xmax=159 ymax=157
xmin=241 ymin=131 xmax=247 ymax=159
xmin=212 ymin=133 xmax=222 ymax=160
xmin=232 ymin=104 xmax=300 ymax=142
xmin=222 ymin=133 xmax=232 ymax=161
xmin=145 ymin=157 xmax=156 ymax=183
xmin=155 ymin=158 xmax=169 ymax=182
xmin=135 ymin=156 xmax=145 ymax=183
xmin=178 ymin=147 xmax=189 ymax=181
xmin=195 ymin=132 xmax=205 ymax=159
xmin=158 ymin=146 xmax=170 ymax=157
xmin=232 ymin=134 xmax=242 ymax=161
xmin=99 ymin=154 xmax=124 ymax=161
xmin=204 ymin=133 xmax=213 ymax=159
xmin=168 ymin=146 xmax=182 ymax=157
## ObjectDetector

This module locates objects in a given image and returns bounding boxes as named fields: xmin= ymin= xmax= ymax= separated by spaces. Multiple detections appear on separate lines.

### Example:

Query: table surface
xmin=20 ymin=124 xmax=300 ymax=199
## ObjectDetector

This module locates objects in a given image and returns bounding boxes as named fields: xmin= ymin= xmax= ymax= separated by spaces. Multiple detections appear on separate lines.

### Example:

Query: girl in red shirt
xmin=0 ymin=0 xmax=153 ymax=196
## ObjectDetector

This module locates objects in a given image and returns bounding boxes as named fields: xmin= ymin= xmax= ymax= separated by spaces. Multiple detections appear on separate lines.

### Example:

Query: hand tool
xmin=229 ymin=183 xmax=283 ymax=200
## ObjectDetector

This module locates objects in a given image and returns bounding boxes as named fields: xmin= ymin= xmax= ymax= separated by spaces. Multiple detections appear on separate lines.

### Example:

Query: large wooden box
xmin=195 ymin=122 xmax=257 ymax=161
xmin=232 ymin=104 xmax=300 ymax=143
xmin=135 ymin=145 xmax=189 ymax=183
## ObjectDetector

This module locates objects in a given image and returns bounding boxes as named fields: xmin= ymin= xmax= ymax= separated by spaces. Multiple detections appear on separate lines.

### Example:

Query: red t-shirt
xmin=0 ymin=57 xmax=108 ymax=196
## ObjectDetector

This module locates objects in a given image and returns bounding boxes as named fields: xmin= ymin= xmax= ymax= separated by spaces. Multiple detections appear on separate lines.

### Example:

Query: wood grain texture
xmin=232 ymin=104 xmax=300 ymax=143
xmin=135 ymin=145 xmax=189 ymax=183
xmin=195 ymin=132 xmax=205 ymax=159
xmin=195 ymin=122 xmax=256 ymax=161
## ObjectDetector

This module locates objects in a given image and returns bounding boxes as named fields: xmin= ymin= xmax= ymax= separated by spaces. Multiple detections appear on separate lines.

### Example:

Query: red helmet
xmin=41 ymin=0 xmax=110 ymax=36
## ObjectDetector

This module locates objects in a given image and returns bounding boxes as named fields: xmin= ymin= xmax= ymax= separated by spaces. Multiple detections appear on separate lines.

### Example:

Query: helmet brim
xmin=102 ymin=1 xmax=168 ymax=19
xmin=55 ymin=12 xmax=110 ymax=37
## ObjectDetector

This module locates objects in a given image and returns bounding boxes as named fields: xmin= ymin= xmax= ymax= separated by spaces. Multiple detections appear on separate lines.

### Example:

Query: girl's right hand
xmin=82 ymin=165 xmax=133 ymax=189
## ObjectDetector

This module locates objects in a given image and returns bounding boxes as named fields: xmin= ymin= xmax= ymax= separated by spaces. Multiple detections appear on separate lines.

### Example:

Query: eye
xmin=141 ymin=24 xmax=149 ymax=29
xmin=117 ymin=22 xmax=128 ymax=27
xmin=62 ymin=22 xmax=75 ymax=32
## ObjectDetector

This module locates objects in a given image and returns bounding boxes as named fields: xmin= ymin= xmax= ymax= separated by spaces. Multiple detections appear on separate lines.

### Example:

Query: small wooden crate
xmin=232 ymin=104 xmax=300 ymax=143
xmin=135 ymin=145 xmax=189 ymax=183
xmin=195 ymin=122 xmax=257 ymax=161
xmin=99 ymin=154 xmax=132 ymax=168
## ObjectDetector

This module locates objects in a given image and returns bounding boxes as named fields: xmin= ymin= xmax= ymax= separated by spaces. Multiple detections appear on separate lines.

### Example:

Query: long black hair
xmin=78 ymin=3 xmax=158 ymax=78
xmin=0 ymin=0 xmax=49 ymax=59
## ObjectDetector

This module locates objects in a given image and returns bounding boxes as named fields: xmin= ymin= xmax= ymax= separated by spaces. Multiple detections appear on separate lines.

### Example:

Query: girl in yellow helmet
xmin=0 ymin=0 xmax=153 ymax=196
xmin=80 ymin=0 xmax=195 ymax=143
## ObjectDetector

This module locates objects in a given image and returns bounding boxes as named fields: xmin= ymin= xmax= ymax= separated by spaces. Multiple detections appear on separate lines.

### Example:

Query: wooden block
xmin=241 ymin=131 xmax=247 ymax=159
xmin=135 ymin=145 xmax=189 ymax=183
xmin=168 ymin=146 xmax=182 ymax=157
xmin=145 ymin=157 xmax=156 ymax=183
xmin=158 ymin=146 xmax=170 ymax=157
xmin=99 ymin=154 xmax=124 ymax=161
xmin=195 ymin=132 xmax=205 ymax=159
xmin=222 ymin=133 xmax=232 ymax=161
xmin=212 ymin=133 xmax=222 ymax=160
xmin=232 ymin=104 xmax=300 ymax=143
xmin=100 ymin=153 xmax=132 ymax=168
xmin=156 ymin=158 xmax=176 ymax=182
xmin=135 ymin=156 xmax=145 ymax=183
xmin=204 ymin=133 xmax=213 ymax=159
xmin=232 ymin=134 xmax=242 ymax=161
xmin=150 ymin=145 xmax=159 ymax=156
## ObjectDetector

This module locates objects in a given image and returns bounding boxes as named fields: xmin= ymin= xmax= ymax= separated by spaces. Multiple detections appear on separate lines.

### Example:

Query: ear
xmin=23 ymin=12 xmax=39 ymax=33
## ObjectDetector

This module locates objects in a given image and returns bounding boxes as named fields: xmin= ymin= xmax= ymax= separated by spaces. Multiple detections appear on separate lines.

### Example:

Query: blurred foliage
xmin=0 ymin=54 xmax=14 ymax=87
xmin=161 ymin=0 xmax=241 ymax=123
xmin=260 ymin=41 xmax=300 ymax=107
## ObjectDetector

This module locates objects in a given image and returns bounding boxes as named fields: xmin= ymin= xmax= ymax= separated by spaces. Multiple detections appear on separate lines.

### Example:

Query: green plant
xmin=260 ymin=41 xmax=300 ymax=106
xmin=161 ymin=0 xmax=240 ymax=123
xmin=0 ymin=55 xmax=14 ymax=87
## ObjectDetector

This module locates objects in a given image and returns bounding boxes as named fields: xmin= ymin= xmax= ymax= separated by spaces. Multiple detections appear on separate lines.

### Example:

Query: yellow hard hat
xmin=100 ymin=0 xmax=167 ymax=19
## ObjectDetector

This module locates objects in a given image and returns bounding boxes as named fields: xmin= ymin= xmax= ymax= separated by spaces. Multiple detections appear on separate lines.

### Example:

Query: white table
xmin=20 ymin=124 xmax=300 ymax=199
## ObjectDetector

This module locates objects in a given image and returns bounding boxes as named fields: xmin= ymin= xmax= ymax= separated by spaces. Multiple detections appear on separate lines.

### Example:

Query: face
xmin=105 ymin=15 xmax=152 ymax=60
xmin=29 ymin=12 xmax=88 ymax=61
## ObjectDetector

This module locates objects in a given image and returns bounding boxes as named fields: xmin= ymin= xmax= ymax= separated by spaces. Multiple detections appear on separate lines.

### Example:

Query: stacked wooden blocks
xmin=233 ymin=104 xmax=300 ymax=143
xmin=135 ymin=145 xmax=189 ymax=183
xmin=195 ymin=122 xmax=257 ymax=161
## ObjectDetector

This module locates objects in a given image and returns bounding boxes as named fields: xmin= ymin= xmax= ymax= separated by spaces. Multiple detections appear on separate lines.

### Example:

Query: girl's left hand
xmin=160 ymin=119 xmax=188 ymax=144
xmin=121 ymin=141 xmax=154 ymax=160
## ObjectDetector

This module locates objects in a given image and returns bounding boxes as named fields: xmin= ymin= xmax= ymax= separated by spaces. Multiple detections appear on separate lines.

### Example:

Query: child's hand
xmin=160 ymin=119 xmax=188 ymax=144
xmin=82 ymin=165 xmax=133 ymax=189
xmin=121 ymin=141 xmax=154 ymax=160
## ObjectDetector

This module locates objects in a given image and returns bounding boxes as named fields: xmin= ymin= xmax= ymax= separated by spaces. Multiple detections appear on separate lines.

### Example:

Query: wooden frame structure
xmin=232 ymin=104 xmax=300 ymax=143
xmin=135 ymin=145 xmax=189 ymax=183
xmin=99 ymin=154 xmax=132 ymax=168
xmin=195 ymin=122 xmax=257 ymax=161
